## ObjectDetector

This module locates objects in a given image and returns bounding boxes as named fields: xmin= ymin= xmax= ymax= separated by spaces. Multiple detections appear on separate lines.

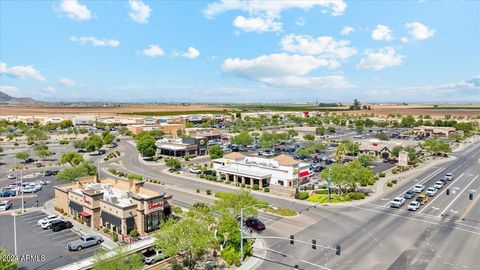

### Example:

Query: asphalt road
xmin=116 ymin=138 xmax=480 ymax=270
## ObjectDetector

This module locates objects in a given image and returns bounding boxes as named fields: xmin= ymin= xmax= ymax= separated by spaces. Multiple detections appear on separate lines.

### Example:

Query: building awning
xmin=79 ymin=211 xmax=91 ymax=217
xmin=101 ymin=211 xmax=122 ymax=227
xmin=69 ymin=201 xmax=83 ymax=212
xmin=217 ymin=166 xmax=271 ymax=179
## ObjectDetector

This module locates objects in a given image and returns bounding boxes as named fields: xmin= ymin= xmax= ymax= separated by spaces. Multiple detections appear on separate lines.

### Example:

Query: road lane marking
xmin=418 ymin=173 xmax=466 ymax=213
xmin=383 ymin=167 xmax=445 ymax=207
xmin=439 ymin=175 xmax=479 ymax=217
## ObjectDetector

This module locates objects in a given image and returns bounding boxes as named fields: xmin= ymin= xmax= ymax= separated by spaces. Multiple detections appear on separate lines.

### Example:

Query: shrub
xmin=221 ymin=246 xmax=240 ymax=266
xmin=206 ymin=189 xmax=212 ymax=195
xmin=387 ymin=182 xmax=393 ymax=187
xmin=392 ymin=179 xmax=398 ymax=184
xmin=27 ymin=140 xmax=34 ymax=146
xmin=252 ymin=184 xmax=259 ymax=190
xmin=379 ymin=172 xmax=386 ymax=177
xmin=108 ymin=168 xmax=117 ymax=174
xmin=360 ymin=182 xmax=367 ymax=187
xmin=263 ymin=187 xmax=270 ymax=192
xmin=14 ymin=142 xmax=19 ymax=146
xmin=241 ymin=184 xmax=246 ymax=188
xmin=172 ymin=205 xmax=182 ymax=214
xmin=127 ymin=173 xmax=142 ymax=180
xmin=368 ymin=179 xmax=376 ymax=185
xmin=35 ymin=163 xmax=43 ymax=168
xmin=296 ymin=191 xmax=310 ymax=200
xmin=314 ymin=189 xmax=329 ymax=195
xmin=348 ymin=192 xmax=366 ymax=200
xmin=307 ymin=194 xmax=351 ymax=203
xmin=59 ymin=140 xmax=68 ymax=145
xmin=374 ymin=176 xmax=379 ymax=181
xmin=392 ymin=168 xmax=398 ymax=174
xmin=196 ymin=189 xmax=200 ymax=193
xmin=129 ymin=229 xmax=138 ymax=237
xmin=112 ymin=232 xmax=118 ymax=242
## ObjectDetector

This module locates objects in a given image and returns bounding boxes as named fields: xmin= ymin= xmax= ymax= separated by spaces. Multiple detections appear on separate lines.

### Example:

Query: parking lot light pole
xmin=14 ymin=214 xmax=17 ymax=255
xmin=240 ymin=204 xmax=265 ymax=265
xmin=327 ymin=168 xmax=332 ymax=203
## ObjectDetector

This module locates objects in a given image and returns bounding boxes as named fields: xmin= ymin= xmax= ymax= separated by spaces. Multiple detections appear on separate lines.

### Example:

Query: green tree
xmin=92 ymin=248 xmax=144 ymax=270
xmin=315 ymin=126 xmax=326 ymax=136
xmin=56 ymin=162 xmax=97 ymax=182
xmin=303 ymin=133 xmax=315 ymax=141
xmin=392 ymin=145 xmax=403 ymax=157
xmin=231 ymin=130 xmax=254 ymax=145
xmin=165 ymin=157 xmax=182 ymax=171
xmin=155 ymin=212 xmax=217 ymax=270
xmin=103 ymin=134 xmax=114 ymax=145
xmin=60 ymin=151 xmax=85 ymax=166
xmin=15 ymin=151 xmax=30 ymax=162
xmin=0 ymin=247 xmax=18 ymax=270
xmin=357 ymin=154 xmax=376 ymax=167
xmin=208 ymin=145 xmax=224 ymax=159
xmin=349 ymin=99 xmax=362 ymax=110
xmin=322 ymin=160 xmax=374 ymax=194
xmin=26 ymin=128 xmax=49 ymax=141
xmin=35 ymin=147 xmax=54 ymax=161
xmin=375 ymin=132 xmax=390 ymax=141
xmin=421 ymin=139 xmax=452 ymax=155
xmin=448 ymin=133 xmax=464 ymax=142
xmin=136 ymin=137 xmax=157 ymax=158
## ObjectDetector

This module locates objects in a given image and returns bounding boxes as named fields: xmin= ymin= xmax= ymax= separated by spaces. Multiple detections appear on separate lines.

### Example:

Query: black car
xmin=245 ymin=217 xmax=265 ymax=231
xmin=77 ymin=149 xmax=86 ymax=153
xmin=51 ymin=220 xmax=73 ymax=232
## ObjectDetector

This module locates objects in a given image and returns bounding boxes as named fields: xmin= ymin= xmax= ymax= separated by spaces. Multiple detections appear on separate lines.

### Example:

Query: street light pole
xmin=13 ymin=214 xmax=17 ymax=256
xmin=327 ymin=168 xmax=332 ymax=203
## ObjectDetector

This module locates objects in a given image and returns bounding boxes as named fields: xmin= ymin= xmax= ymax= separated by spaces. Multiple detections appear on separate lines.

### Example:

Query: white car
xmin=21 ymin=186 xmax=37 ymax=193
xmin=413 ymin=184 xmax=425 ymax=193
xmin=390 ymin=197 xmax=406 ymax=208
xmin=7 ymin=174 xmax=16 ymax=179
xmin=426 ymin=187 xmax=437 ymax=197
xmin=433 ymin=181 xmax=444 ymax=189
xmin=444 ymin=173 xmax=454 ymax=181
xmin=353 ymin=135 xmax=363 ymax=139
xmin=408 ymin=201 xmax=420 ymax=211
xmin=188 ymin=168 xmax=202 ymax=174
xmin=38 ymin=215 xmax=62 ymax=226
xmin=0 ymin=200 xmax=13 ymax=211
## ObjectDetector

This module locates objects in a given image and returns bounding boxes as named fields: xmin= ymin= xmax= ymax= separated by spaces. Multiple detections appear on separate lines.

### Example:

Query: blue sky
xmin=0 ymin=0 xmax=479 ymax=103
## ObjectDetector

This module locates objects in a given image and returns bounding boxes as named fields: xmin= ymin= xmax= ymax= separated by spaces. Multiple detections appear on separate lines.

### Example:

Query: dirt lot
xmin=1 ymin=103 xmax=479 ymax=118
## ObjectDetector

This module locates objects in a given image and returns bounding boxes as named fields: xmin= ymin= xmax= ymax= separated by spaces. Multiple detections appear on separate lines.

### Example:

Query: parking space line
xmin=50 ymin=231 xmax=77 ymax=240
xmin=383 ymin=167 xmax=445 ymax=207
xmin=418 ymin=173 xmax=466 ymax=214
xmin=439 ymin=175 xmax=479 ymax=217
xmin=56 ymin=235 xmax=81 ymax=244
xmin=18 ymin=214 xmax=46 ymax=221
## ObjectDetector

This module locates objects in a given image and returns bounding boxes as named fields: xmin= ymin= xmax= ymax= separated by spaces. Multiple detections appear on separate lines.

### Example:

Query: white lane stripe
xmin=383 ymin=167 xmax=445 ymax=207
xmin=418 ymin=173 xmax=466 ymax=213
xmin=361 ymin=204 xmax=442 ymax=220
xmin=439 ymin=175 xmax=479 ymax=217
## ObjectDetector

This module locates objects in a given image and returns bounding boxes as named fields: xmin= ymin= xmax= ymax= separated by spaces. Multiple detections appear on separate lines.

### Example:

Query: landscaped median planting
xmin=307 ymin=194 xmax=352 ymax=203
xmin=103 ymin=150 xmax=121 ymax=161
xmin=215 ymin=191 xmax=297 ymax=216
xmin=297 ymin=190 xmax=368 ymax=203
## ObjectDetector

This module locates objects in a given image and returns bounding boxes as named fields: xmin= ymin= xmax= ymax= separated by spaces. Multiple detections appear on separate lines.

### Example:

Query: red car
xmin=245 ymin=217 xmax=265 ymax=231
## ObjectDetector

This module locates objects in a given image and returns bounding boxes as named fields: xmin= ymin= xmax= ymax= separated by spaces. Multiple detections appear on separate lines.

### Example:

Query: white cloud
xmin=295 ymin=17 xmax=306 ymax=26
xmin=128 ymin=0 xmax=152 ymax=24
xmin=0 ymin=85 xmax=19 ymax=96
xmin=0 ymin=61 xmax=46 ymax=81
xmin=371 ymin=25 xmax=393 ymax=41
xmin=70 ymin=36 xmax=120 ymax=47
xmin=43 ymin=86 xmax=56 ymax=94
xmin=182 ymin=47 xmax=200 ymax=59
xmin=59 ymin=77 xmax=77 ymax=87
xmin=233 ymin=16 xmax=282 ymax=32
xmin=57 ymin=0 xmax=92 ymax=21
xmin=142 ymin=45 xmax=164 ymax=57
xmin=401 ymin=76 xmax=479 ymax=92
xmin=204 ymin=0 xmax=347 ymax=18
xmin=406 ymin=22 xmax=435 ymax=41
xmin=357 ymin=47 xmax=404 ymax=70
xmin=222 ymin=53 xmax=352 ymax=89
xmin=340 ymin=26 xmax=354 ymax=35
xmin=400 ymin=37 xmax=409 ymax=43
xmin=280 ymin=34 xmax=356 ymax=68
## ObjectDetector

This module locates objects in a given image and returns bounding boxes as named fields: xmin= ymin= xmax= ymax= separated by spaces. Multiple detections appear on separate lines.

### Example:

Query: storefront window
xmin=144 ymin=211 xmax=164 ymax=233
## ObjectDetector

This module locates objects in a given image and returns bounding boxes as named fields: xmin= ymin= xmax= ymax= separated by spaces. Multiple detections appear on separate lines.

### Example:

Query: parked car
xmin=141 ymin=248 xmax=166 ymax=264
xmin=51 ymin=220 xmax=73 ymax=232
xmin=35 ymin=179 xmax=46 ymax=186
xmin=0 ymin=189 xmax=16 ymax=197
xmin=67 ymin=235 xmax=104 ymax=251
xmin=433 ymin=181 xmax=444 ymax=189
xmin=77 ymin=149 xmax=86 ymax=153
xmin=413 ymin=184 xmax=425 ymax=193
xmin=416 ymin=194 xmax=428 ymax=205
xmin=390 ymin=197 xmax=405 ymax=208
xmin=44 ymin=170 xmax=54 ymax=176
xmin=38 ymin=215 xmax=62 ymax=226
xmin=404 ymin=190 xmax=416 ymax=199
xmin=7 ymin=173 xmax=16 ymax=179
xmin=425 ymin=187 xmax=437 ymax=197
xmin=444 ymin=173 xmax=454 ymax=181
xmin=22 ymin=186 xmax=37 ymax=193
xmin=189 ymin=168 xmax=202 ymax=174
xmin=0 ymin=200 xmax=13 ymax=211
xmin=245 ymin=217 xmax=266 ymax=231
xmin=408 ymin=201 xmax=421 ymax=211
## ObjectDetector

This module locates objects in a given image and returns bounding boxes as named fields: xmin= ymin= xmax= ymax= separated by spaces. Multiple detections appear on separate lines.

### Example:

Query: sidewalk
xmin=238 ymin=239 xmax=267 ymax=270
xmin=43 ymin=199 xmax=119 ymax=250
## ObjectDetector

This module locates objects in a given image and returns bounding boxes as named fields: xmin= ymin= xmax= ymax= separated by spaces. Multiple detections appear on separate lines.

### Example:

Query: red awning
xmin=79 ymin=211 xmax=91 ymax=217
xmin=299 ymin=171 xmax=309 ymax=177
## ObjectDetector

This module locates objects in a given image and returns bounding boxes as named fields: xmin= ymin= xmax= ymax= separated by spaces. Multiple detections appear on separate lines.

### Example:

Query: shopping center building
xmin=54 ymin=176 xmax=173 ymax=237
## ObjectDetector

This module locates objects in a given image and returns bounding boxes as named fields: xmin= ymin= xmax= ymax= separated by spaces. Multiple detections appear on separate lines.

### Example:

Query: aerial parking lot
xmin=0 ymin=211 xmax=104 ymax=270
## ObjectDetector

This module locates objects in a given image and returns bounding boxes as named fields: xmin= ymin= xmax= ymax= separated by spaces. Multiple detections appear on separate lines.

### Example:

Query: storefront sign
xmin=147 ymin=201 xmax=163 ymax=211
xmin=83 ymin=195 xmax=92 ymax=205
xmin=399 ymin=151 xmax=409 ymax=167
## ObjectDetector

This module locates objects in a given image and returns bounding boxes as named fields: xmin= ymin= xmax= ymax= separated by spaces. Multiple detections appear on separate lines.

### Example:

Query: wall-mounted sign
xmin=148 ymin=201 xmax=163 ymax=211
xmin=83 ymin=195 xmax=91 ymax=205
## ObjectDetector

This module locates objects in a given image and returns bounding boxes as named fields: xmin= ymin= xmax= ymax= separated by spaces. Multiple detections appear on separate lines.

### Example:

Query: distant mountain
xmin=0 ymin=91 xmax=41 ymax=104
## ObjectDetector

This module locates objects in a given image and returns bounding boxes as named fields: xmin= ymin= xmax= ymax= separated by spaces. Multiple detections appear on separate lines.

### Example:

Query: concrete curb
xmin=238 ymin=239 xmax=267 ymax=270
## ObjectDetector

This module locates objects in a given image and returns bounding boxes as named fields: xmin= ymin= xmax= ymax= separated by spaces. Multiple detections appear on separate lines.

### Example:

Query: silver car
xmin=67 ymin=235 xmax=103 ymax=251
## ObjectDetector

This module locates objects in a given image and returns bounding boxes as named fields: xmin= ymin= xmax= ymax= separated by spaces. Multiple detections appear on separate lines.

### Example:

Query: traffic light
xmin=336 ymin=245 xmax=341 ymax=256
xmin=290 ymin=235 xmax=294 ymax=245
xmin=446 ymin=189 xmax=450 ymax=196
xmin=469 ymin=193 xmax=474 ymax=200
xmin=312 ymin=239 xmax=317 ymax=249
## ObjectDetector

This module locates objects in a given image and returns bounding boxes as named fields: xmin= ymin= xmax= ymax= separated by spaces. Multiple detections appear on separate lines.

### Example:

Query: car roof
xmin=51 ymin=220 xmax=65 ymax=224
